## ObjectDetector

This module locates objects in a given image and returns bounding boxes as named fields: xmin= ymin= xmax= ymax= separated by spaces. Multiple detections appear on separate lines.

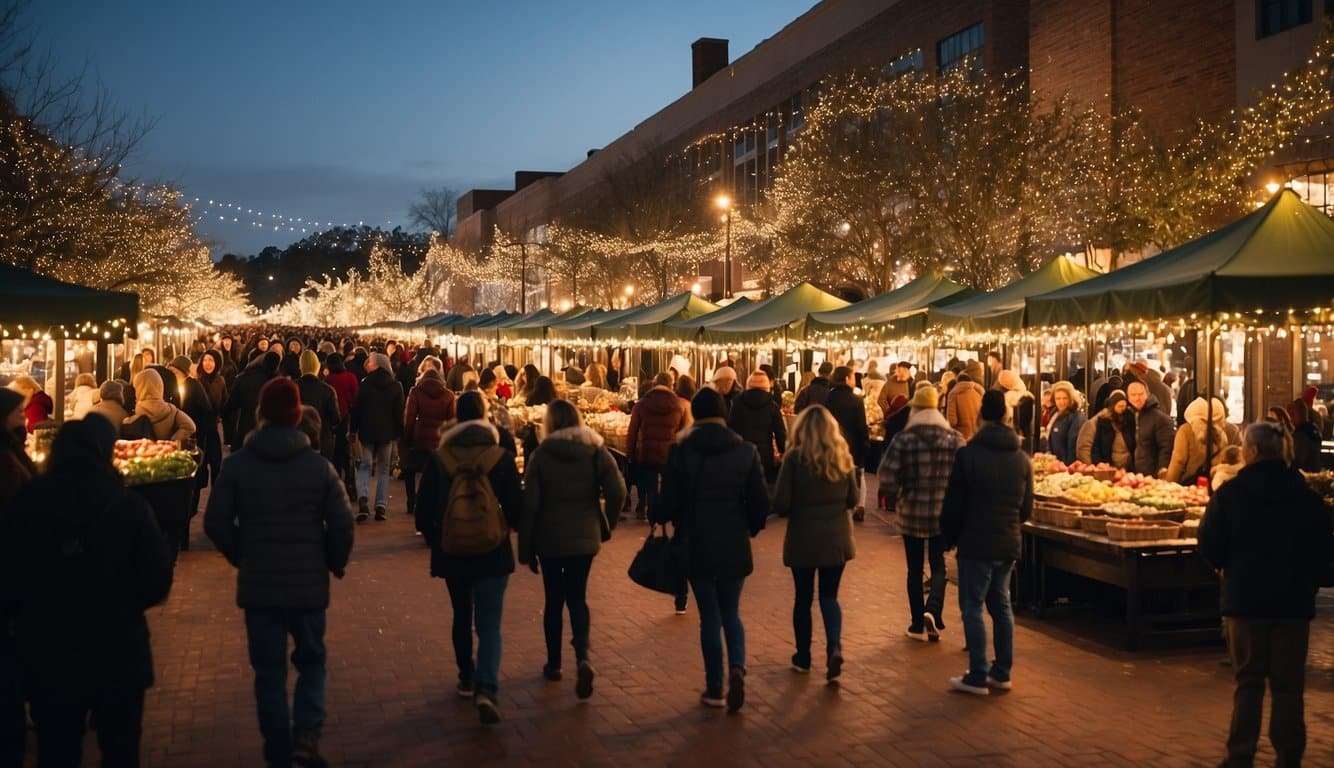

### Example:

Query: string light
xmin=188 ymin=197 xmax=392 ymax=234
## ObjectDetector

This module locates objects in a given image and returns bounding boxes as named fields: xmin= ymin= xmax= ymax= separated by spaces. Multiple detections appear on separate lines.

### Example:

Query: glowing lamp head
xmin=1265 ymin=181 xmax=1281 ymax=195
xmin=714 ymin=194 xmax=731 ymax=210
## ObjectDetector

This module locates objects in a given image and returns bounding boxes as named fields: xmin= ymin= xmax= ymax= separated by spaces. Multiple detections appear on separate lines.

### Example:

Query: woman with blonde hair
xmin=771 ymin=404 xmax=858 ymax=681
xmin=585 ymin=362 xmax=607 ymax=390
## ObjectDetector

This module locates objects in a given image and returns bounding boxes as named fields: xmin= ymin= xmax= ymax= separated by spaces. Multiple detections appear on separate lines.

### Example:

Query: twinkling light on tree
xmin=264 ymin=243 xmax=433 ymax=327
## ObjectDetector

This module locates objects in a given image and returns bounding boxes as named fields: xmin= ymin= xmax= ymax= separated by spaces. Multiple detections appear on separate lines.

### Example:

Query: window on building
xmin=886 ymin=48 xmax=924 ymax=79
xmin=1257 ymin=0 xmax=1312 ymax=37
xmin=787 ymin=92 xmax=804 ymax=132
xmin=937 ymin=22 xmax=984 ymax=73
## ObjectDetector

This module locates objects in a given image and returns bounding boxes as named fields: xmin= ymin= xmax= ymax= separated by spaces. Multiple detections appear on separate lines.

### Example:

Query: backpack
xmin=437 ymin=445 xmax=507 ymax=556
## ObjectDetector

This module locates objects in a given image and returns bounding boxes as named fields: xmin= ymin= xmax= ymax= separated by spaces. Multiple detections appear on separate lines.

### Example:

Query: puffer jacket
xmin=772 ymin=456 xmax=858 ymax=569
xmin=204 ymin=426 xmax=355 ymax=610
xmin=946 ymin=381 xmax=983 ymax=440
xmin=351 ymin=367 xmax=405 ymax=446
xmin=727 ymin=388 xmax=786 ymax=471
xmin=657 ymin=420 xmax=769 ymax=579
xmin=878 ymin=408 xmax=966 ymax=538
xmin=940 ymin=424 xmax=1034 ymax=562
xmin=518 ymin=425 xmax=626 ymax=563
xmin=628 ymin=386 xmax=687 ymax=466
xmin=403 ymin=374 xmax=455 ymax=453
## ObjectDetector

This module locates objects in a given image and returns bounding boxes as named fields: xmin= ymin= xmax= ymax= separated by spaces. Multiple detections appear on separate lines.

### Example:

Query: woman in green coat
xmin=772 ymin=405 xmax=859 ymax=682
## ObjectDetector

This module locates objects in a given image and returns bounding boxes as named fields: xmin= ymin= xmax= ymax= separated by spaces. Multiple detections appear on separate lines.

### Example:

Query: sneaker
xmin=790 ymin=653 xmax=811 ymax=673
xmin=700 ymin=688 xmax=725 ymax=708
xmin=726 ymin=667 xmax=745 ymax=712
xmin=905 ymin=626 xmax=929 ymax=642
xmin=475 ymin=693 xmax=501 ymax=724
xmin=356 ymin=497 xmax=369 ymax=523
xmin=949 ymin=675 xmax=991 ymax=696
xmin=293 ymin=730 xmax=328 ymax=768
xmin=674 ymin=607 xmax=687 ymax=616
xmin=542 ymin=664 xmax=562 ymax=682
xmin=923 ymin=613 xmax=941 ymax=642
xmin=575 ymin=660 xmax=595 ymax=701
xmin=987 ymin=675 xmax=1013 ymax=691
xmin=852 ymin=506 xmax=866 ymax=523
xmin=826 ymin=650 xmax=843 ymax=683
xmin=456 ymin=679 xmax=474 ymax=698
xmin=374 ymin=505 xmax=387 ymax=521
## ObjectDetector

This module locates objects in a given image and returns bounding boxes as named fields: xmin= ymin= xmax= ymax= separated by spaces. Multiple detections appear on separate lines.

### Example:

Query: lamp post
xmin=714 ymin=194 xmax=733 ymax=299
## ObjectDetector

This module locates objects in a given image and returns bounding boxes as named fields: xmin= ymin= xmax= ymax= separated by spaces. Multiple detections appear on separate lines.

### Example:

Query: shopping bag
xmin=628 ymin=524 xmax=683 ymax=594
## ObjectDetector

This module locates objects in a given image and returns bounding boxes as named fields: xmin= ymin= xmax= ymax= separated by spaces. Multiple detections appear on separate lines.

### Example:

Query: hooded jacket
xmin=126 ymin=370 xmax=196 ymax=442
xmin=1199 ymin=459 xmax=1332 ymax=618
xmin=403 ymin=374 xmax=455 ymax=453
xmin=940 ymin=423 xmax=1034 ymax=561
xmin=794 ymin=376 xmax=831 ymax=413
xmin=204 ymin=426 xmax=354 ymax=610
xmin=1132 ymin=396 xmax=1175 ymax=476
xmin=772 ymin=454 xmax=858 ymax=569
xmin=351 ymin=367 xmax=405 ymax=446
xmin=656 ymin=421 xmax=769 ymax=579
xmin=878 ymin=408 xmax=966 ymax=538
xmin=197 ymin=349 xmax=229 ymax=415
xmin=727 ymin=387 xmax=787 ymax=470
xmin=946 ymin=381 xmax=984 ymax=441
xmin=415 ymin=420 xmax=523 ymax=580
xmin=519 ymin=425 xmax=626 ymax=562
xmin=1165 ymin=399 xmax=1228 ymax=483
xmin=628 ymin=386 xmax=687 ymax=466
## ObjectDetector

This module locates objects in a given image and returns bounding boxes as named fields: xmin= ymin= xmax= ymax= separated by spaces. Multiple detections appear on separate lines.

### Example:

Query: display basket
xmin=1049 ymin=506 xmax=1084 ymax=529
xmin=1078 ymin=515 xmax=1114 ymax=535
xmin=1105 ymin=520 xmax=1182 ymax=542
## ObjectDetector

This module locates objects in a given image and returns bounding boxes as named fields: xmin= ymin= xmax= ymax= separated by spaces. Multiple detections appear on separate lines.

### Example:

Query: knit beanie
xmin=98 ymin=380 xmax=124 ymax=404
xmin=691 ymin=387 xmax=726 ymax=420
xmin=980 ymin=389 xmax=1008 ymax=422
xmin=258 ymin=378 xmax=302 ymax=428
xmin=456 ymin=391 xmax=487 ymax=422
xmin=746 ymin=370 xmax=770 ymax=390
xmin=910 ymin=384 xmax=939 ymax=411
xmin=169 ymin=355 xmax=192 ymax=376
xmin=300 ymin=349 xmax=321 ymax=377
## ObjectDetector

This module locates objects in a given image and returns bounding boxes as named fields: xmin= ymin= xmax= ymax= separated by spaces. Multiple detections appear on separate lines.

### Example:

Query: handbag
xmin=628 ymin=524 xmax=683 ymax=594
xmin=593 ymin=450 xmax=612 ymax=542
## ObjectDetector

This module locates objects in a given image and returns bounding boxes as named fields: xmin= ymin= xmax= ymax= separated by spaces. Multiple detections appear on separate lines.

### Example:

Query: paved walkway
xmin=57 ymin=485 xmax=1334 ymax=766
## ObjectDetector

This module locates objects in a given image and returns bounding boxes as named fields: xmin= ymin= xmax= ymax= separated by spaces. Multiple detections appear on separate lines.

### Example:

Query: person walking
xmin=415 ymin=392 xmax=523 ymax=724
xmin=205 ymin=378 xmax=355 ymax=767
xmin=945 ymin=372 xmax=984 ymax=441
xmin=518 ymin=400 xmax=626 ymax=700
xmin=627 ymin=372 xmax=689 ymax=523
xmin=350 ymin=352 xmax=405 ymax=522
xmin=794 ymin=362 xmax=833 ymax=413
xmin=223 ymin=351 xmax=281 ymax=451
xmin=1199 ymin=421 xmax=1333 ymax=768
xmin=195 ymin=349 xmax=229 ymax=484
xmin=656 ymin=388 xmax=769 ymax=712
xmin=1045 ymin=381 xmax=1086 ymax=465
xmin=4 ymin=415 xmax=173 ymax=767
xmin=771 ymin=405 xmax=858 ymax=682
xmin=728 ymin=368 xmax=786 ymax=486
xmin=124 ymin=369 xmax=196 ymax=442
xmin=402 ymin=365 xmax=456 ymax=518
xmin=1127 ymin=380 xmax=1175 ymax=477
xmin=323 ymin=353 xmax=359 ymax=498
xmin=296 ymin=350 xmax=341 ymax=465
xmin=824 ymin=366 xmax=870 ymax=522
xmin=878 ymin=384 xmax=965 ymax=642
xmin=940 ymin=390 xmax=1034 ymax=695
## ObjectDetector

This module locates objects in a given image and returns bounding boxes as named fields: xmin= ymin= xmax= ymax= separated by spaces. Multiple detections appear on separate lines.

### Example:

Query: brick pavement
xmin=42 ymin=484 xmax=1334 ymax=767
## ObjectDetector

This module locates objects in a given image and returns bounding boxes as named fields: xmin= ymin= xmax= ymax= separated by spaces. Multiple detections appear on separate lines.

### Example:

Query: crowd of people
xmin=0 ymin=328 xmax=1330 ymax=767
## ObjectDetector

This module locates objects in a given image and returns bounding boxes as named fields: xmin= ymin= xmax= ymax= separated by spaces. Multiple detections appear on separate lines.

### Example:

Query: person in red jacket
xmin=323 ymin=354 xmax=360 ymax=498
xmin=10 ymin=376 xmax=52 ymax=433
xmin=628 ymin=372 xmax=689 ymax=523
xmin=401 ymin=367 xmax=456 ymax=516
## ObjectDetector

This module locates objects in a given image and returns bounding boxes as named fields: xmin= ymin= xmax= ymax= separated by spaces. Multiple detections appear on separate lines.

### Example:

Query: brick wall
xmin=1112 ymin=0 xmax=1236 ymax=132
xmin=1028 ymin=0 xmax=1113 ymax=114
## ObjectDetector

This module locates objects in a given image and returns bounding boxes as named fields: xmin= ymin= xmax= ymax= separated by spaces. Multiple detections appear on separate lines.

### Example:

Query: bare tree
xmin=408 ymin=186 xmax=458 ymax=237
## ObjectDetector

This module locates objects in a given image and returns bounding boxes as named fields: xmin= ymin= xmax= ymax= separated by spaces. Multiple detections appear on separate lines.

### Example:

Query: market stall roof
xmin=547 ymin=307 xmax=642 ymax=341
xmin=501 ymin=306 xmax=592 ymax=342
xmin=0 ymin=262 xmax=139 ymax=340
xmin=658 ymin=296 xmax=761 ymax=342
xmin=924 ymin=256 xmax=1101 ymax=335
xmin=702 ymin=282 xmax=850 ymax=345
xmin=1026 ymin=190 xmax=1334 ymax=328
xmin=417 ymin=311 xmax=467 ymax=329
xmin=602 ymin=292 xmax=719 ymax=341
xmin=803 ymin=273 xmax=974 ymax=341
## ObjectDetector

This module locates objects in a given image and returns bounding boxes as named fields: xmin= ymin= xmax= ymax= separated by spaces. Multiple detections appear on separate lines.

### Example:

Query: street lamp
xmin=714 ymin=194 xmax=733 ymax=299
xmin=623 ymin=284 xmax=635 ymax=309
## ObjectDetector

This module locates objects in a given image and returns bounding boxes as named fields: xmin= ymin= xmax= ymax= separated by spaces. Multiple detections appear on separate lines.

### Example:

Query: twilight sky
xmin=27 ymin=0 xmax=814 ymax=256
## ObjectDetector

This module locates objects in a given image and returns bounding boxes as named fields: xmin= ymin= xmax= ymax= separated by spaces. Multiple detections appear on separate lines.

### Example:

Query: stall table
xmin=1021 ymin=521 xmax=1220 ymax=650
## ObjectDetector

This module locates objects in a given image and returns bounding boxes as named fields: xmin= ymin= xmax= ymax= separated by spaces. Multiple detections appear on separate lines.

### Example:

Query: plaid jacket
xmin=877 ymin=408 xmax=966 ymax=538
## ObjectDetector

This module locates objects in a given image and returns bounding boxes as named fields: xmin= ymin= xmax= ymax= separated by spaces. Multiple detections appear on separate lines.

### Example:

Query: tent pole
xmin=1205 ymin=319 xmax=1216 ymax=479
xmin=54 ymin=337 xmax=66 ymax=424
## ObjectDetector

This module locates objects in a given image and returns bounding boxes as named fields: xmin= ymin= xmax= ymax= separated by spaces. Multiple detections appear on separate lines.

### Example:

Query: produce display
xmin=113 ymin=439 xmax=198 ymax=486
xmin=1301 ymin=470 xmax=1334 ymax=507
xmin=585 ymin=411 xmax=631 ymax=453
xmin=1033 ymin=459 xmax=1211 ymax=542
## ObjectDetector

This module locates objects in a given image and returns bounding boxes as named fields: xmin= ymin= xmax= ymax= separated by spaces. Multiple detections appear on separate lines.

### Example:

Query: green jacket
xmin=519 ymin=425 xmax=627 ymax=562
xmin=772 ymin=455 xmax=858 ymax=569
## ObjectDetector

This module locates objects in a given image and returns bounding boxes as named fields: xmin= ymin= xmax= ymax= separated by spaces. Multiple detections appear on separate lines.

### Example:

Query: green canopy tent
xmin=700 ymin=282 xmax=849 ymax=346
xmin=546 ymin=307 xmax=642 ymax=342
xmin=804 ymin=273 xmax=973 ymax=343
xmin=925 ymin=256 xmax=1101 ymax=337
xmin=500 ymin=306 xmax=591 ymax=343
xmin=658 ymin=296 xmax=761 ymax=343
xmin=1026 ymin=190 xmax=1334 ymax=328
xmin=595 ymin=292 xmax=719 ymax=341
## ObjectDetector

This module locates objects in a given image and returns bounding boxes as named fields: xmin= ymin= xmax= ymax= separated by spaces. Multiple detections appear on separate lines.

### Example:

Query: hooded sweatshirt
xmin=128 ymin=369 xmax=196 ymax=441
xmin=519 ymin=425 xmax=627 ymax=562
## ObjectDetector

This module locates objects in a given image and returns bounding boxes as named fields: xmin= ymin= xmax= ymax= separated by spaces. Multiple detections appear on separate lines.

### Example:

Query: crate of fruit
xmin=1105 ymin=520 xmax=1182 ymax=542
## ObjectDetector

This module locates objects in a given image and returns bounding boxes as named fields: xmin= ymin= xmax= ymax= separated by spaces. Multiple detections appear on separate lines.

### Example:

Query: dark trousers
xmin=0 ymin=631 xmax=23 ymax=768
xmin=244 ymin=609 xmax=327 ymax=766
xmin=635 ymin=464 xmax=662 ymax=517
xmin=401 ymin=450 xmax=430 ymax=513
xmin=539 ymin=554 xmax=594 ymax=668
xmin=333 ymin=428 xmax=355 ymax=498
xmin=903 ymin=534 xmax=947 ymax=630
xmin=791 ymin=565 xmax=845 ymax=667
xmin=29 ymin=687 xmax=144 ymax=768
xmin=444 ymin=575 xmax=477 ymax=685
xmin=1224 ymin=617 xmax=1309 ymax=768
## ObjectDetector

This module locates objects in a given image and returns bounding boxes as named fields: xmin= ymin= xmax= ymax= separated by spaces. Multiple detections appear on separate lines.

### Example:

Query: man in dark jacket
xmin=657 ymin=389 xmax=769 ymax=713
xmin=794 ymin=362 xmax=833 ymax=413
xmin=940 ymin=390 xmax=1033 ymax=696
xmin=350 ymin=352 xmax=405 ymax=521
xmin=1199 ymin=422 xmax=1333 ymax=768
xmin=825 ymin=366 xmax=870 ymax=521
xmin=727 ymin=369 xmax=786 ymax=485
xmin=415 ymin=393 xmax=523 ymax=724
xmin=4 ymin=415 xmax=173 ymax=767
xmin=205 ymin=378 xmax=355 ymax=767
xmin=297 ymin=350 xmax=341 ymax=463
xmin=628 ymin=373 xmax=688 ymax=522
xmin=1127 ymin=381 xmax=1174 ymax=476
xmin=222 ymin=350 xmax=280 ymax=450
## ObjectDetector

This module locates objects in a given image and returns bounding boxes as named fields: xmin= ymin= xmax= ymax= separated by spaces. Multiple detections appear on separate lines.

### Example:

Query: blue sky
xmin=27 ymin=0 xmax=814 ymax=255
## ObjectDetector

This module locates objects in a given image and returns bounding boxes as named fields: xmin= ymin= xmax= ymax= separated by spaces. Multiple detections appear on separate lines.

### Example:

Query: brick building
xmin=452 ymin=0 xmax=1332 ymax=306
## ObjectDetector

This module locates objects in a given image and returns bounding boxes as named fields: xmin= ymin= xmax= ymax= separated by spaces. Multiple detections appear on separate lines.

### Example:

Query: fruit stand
xmin=114 ymin=439 xmax=199 ymax=557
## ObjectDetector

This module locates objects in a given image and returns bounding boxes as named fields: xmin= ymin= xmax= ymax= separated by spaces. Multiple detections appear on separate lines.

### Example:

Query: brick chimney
xmin=692 ymin=38 xmax=728 ymax=89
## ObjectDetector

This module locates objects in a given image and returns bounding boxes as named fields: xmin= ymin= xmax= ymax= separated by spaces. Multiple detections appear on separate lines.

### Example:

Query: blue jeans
xmin=956 ymin=558 xmax=1015 ymax=683
xmin=791 ymin=565 xmax=844 ymax=666
xmin=356 ymin=441 xmax=392 ymax=508
xmin=244 ymin=609 xmax=327 ymax=765
xmin=690 ymin=576 xmax=746 ymax=691
xmin=445 ymin=574 xmax=508 ymax=696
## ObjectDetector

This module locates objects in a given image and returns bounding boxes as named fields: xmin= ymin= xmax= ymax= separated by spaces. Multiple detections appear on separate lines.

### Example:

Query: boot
xmin=357 ymin=496 xmax=369 ymax=523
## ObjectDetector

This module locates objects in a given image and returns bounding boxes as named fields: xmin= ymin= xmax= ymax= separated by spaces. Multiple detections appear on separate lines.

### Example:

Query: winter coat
xmin=794 ymin=377 xmax=831 ymax=413
xmin=825 ymin=384 xmax=870 ymax=467
xmin=1046 ymin=408 xmax=1086 ymax=465
xmin=940 ymin=424 xmax=1034 ymax=562
xmin=877 ymin=408 xmax=966 ymax=538
xmin=23 ymin=390 xmax=53 ymax=432
xmin=205 ymin=426 xmax=354 ymax=610
xmin=1075 ymin=417 xmax=1096 ymax=464
xmin=771 ymin=456 xmax=858 ymax=569
xmin=326 ymin=369 xmax=358 ymax=420
xmin=1090 ymin=410 xmax=1135 ymax=469
xmin=1165 ymin=422 xmax=1227 ymax=484
xmin=398 ymin=349 xmax=428 ymax=398
xmin=1199 ymin=460 xmax=1333 ymax=619
xmin=198 ymin=350 xmax=229 ymax=415
xmin=350 ymin=368 xmax=405 ymax=446
xmin=1140 ymin=368 xmax=1174 ymax=422
xmin=279 ymin=340 xmax=303 ymax=379
xmin=176 ymin=374 xmax=213 ymax=438
xmin=876 ymin=378 xmax=912 ymax=416
xmin=946 ymin=381 xmax=983 ymax=441
xmin=1292 ymin=421 xmax=1322 ymax=473
xmin=403 ymin=375 xmax=456 ymax=454
xmin=298 ymin=374 xmax=342 ymax=459
xmin=727 ymin=388 xmax=787 ymax=471
xmin=88 ymin=398 xmax=130 ymax=428
xmin=657 ymin=420 xmax=769 ymax=580
xmin=125 ymin=372 xmax=196 ymax=442
xmin=518 ymin=425 xmax=626 ymax=563
xmin=1132 ymin=397 xmax=1175 ymax=476
xmin=71 ymin=385 xmax=98 ymax=420
xmin=628 ymin=386 xmax=687 ymax=467
xmin=415 ymin=420 xmax=523 ymax=580
xmin=222 ymin=361 xmax=274 ymax=450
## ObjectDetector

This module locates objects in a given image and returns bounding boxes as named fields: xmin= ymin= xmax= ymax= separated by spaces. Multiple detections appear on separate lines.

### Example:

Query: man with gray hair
xmin=349 ymin=352 xmax=405 ymax=522
xmin=1199 ymin=421 xmax=1332 ymax=767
